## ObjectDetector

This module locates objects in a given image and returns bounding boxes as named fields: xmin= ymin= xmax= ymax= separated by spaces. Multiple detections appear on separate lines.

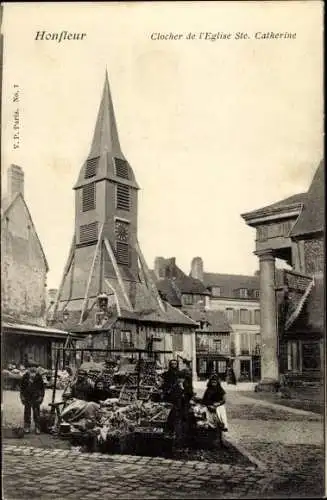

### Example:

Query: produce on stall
xmin=47 ymin=346 xmax=222 ymax=456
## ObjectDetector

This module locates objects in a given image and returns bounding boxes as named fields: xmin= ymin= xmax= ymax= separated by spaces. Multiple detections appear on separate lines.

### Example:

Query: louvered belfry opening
xmin=116 ymin=183 xmax=130 ymax=211
xmin=85 ymin=157 xmax=99 ymax=179
xmin=82 ymin=182 xmax=96 ymax=212
xmin=80 ymin=221 xmax=98 ymax=245
xmin=116 ymin=241 xmax=130 ymax=266
xmin=114 ymin=157 xmax=129 ymax=179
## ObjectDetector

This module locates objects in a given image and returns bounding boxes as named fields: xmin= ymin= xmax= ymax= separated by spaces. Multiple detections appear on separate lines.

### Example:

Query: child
xmin=20 ymin=358 xmax=45 ymax=434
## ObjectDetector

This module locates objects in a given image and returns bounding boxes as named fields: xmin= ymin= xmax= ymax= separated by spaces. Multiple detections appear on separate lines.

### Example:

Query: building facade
xmin=1 ymin=165 xmax=68 ymax=368
xmin=153 ymin=257 xmax=232 ymax=379
xmin=190 ymin=258 xmax=261 ymax=381
xmin=242 ymin=160 xmax=324 ymax=387
xmin=49 ymin=72 xmax=197 ymax=375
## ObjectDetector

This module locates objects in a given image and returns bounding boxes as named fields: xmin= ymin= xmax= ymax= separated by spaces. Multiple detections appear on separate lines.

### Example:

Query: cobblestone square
xmin=2 ymin=388 xmax=325 ymax=499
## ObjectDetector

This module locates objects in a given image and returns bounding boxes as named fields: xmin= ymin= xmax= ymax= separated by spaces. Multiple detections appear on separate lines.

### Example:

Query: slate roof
xmin=185 ymin=309 xmax=231 ymax=333
xmin=51 ymin=299 xmax=196 ymax=333
xmin=202 ymin=273 xmax=260 ymax=299
xmin=287 ymin=275 xmax=324 ymax=334
xmin=151 ymin=276 xmax=182 ymax=307
xmin=290 ymin=160 xmax=324 ymax=238
xmin=151 ymin=258 xmax=209 ymax=308
xmin=74 ymin=71 xmax=139 ymax=190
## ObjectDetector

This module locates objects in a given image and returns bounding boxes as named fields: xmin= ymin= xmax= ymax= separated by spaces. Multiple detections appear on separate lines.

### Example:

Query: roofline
xmin=241 ymin=202 xmax=303 ymax=226
xmin=1 ymin=192 xmax=50 ymax=272
xmin=2 ymin=322 xmax=71 ymax=338
xmin=73 ymin=174 xmax=140 ymax=191
xmin=291 ymin=229 xmax=324 ymax=240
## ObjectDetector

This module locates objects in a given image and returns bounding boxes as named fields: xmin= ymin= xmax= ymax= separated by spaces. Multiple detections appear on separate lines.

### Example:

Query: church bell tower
xmin=52 ymin=70 xmax=167 ymax=324
xmin=74 ymin=71 xmax=140 ymax=282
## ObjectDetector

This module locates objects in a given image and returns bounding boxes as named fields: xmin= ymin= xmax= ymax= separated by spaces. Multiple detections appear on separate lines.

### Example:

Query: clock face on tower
xmin=115 ymin=220 xmax=129 ymax=242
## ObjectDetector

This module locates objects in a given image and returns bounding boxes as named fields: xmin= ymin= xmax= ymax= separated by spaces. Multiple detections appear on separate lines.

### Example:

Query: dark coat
xmin=161 ymin=369 xmax=183 ymax=404
xmin=202 ymin=384 xmax=226 ymax=406
xmin=20 ymin=371 xmax=45 ymax=404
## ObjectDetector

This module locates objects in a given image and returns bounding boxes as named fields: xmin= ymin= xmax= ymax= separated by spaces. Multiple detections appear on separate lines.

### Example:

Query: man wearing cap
xmin=20 ymin=357 xmax=45 ymax=434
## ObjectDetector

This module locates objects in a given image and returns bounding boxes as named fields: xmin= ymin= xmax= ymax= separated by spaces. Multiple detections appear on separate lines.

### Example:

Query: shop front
xmin=196 ymin=353 xmax=230 ymax=380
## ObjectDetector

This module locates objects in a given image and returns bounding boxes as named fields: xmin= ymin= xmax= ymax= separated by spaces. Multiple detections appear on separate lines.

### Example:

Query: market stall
xmin=44 ymin=345 xmax=222 ymax=456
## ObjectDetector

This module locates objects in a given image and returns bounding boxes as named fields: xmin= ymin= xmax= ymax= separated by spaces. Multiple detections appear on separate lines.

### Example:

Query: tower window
xmin=114 ymin=158 xmax=129 ymax=179
xmin=116 ymin=242 xmax=129 ymax=266
xmin=116 ymin=183 xmax=130 ymax=211
xmin=80 ymin=222 xmax=98 ymax=245
xmin=82 ymin=183 xmax=96 ymax=212
xmin=85 ymin=157 xmax=99 ymax=179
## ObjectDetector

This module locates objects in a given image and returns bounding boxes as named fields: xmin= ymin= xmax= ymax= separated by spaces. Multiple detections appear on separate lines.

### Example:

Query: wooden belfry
xmin=51 ymin=71 xmax=167 ymax=327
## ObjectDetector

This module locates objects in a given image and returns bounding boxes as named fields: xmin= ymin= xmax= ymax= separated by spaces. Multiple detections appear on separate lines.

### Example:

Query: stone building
xmin=1 ymin=165 xmax=68 ymax=367
xmin=49 ymin=72 xmax=197 ymax=374
xmin=189 ymin=258 xmax=261 ymax=381
xmin=242 ymin=160 xmax=324 ymax=388
xmin=153 ymin=257 xmax=232 ymax=379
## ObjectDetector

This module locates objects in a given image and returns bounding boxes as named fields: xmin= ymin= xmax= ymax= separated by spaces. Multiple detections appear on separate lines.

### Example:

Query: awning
xmin=2 ymin=321 xmax=71 ymax=340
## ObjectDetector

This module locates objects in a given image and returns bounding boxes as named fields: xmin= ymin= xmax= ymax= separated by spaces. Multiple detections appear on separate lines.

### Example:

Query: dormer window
xmin=183 ymin=294 xmax=194 ymax=305
xmin=254 ymin=290 xmax=260 ymax=299
xmin=211 ymin=286 xmax=221 ymax=297
xmin=239 ymin=288 xmax=248 ymax=298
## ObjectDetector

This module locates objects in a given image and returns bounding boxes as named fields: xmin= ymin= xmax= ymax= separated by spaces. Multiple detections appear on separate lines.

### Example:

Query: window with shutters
xmin=233 ymin=309 xmax=240 ymax=324
xmin=240 ymin=309 xmax=250 ymax=324
xmin=116 ymin=183 xmax=130 ymax=211
xmin=120 ymin=330 xmax=133 ymax=348
xmin=116 ymin=242 xmax=129 ymax=266
xmin=213 ymin=339 xmax=222 ymax=353
xmin=114 ymin=158 xmax=129 ymax=179
xmin=80 ymin=222 xmax=98 ymax=245
xmin=254 ymin=309 xmax=260 ymax=324
xmin=82 ymin=183 xmax=96 ymax=212
xmin=240 ymin=333 xmax=250 ymax=355
xmin=225 ymin=308 xmax=234 ymax=323
xmin=85 ymin=157 xmax=99 ymax=179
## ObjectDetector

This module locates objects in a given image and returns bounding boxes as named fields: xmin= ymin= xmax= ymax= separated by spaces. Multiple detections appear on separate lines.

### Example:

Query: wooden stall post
xmin=137 ymin=351 xmax=141 ymax=399
xmin=51 ymin=347 xmax=60 ymax=408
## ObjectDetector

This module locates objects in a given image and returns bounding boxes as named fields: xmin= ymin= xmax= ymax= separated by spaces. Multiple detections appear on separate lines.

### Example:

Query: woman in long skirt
xmin=202 ymin=374 xmax=228 ymax=432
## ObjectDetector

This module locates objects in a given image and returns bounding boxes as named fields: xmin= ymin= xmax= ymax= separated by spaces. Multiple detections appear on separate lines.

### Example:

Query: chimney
xmin=191 ymin=257 xmax=204 ymax=282
xmin=154 ymin=257 xmax=165 ymax=279
xmin=7 ymin=164 xmax=24 ymax=200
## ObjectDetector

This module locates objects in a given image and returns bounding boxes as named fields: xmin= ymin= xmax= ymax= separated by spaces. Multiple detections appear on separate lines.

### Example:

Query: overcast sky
xmin=1 ymin=2 xmax=323 ymax=289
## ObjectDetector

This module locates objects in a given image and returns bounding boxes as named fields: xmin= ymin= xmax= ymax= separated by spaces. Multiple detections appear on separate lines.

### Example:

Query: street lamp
xmin=63 ymin=309 xmax=69 ymax=322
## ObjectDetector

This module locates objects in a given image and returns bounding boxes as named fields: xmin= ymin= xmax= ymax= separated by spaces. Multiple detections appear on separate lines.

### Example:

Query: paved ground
xmin=3 ymin=384 xmax=325 ymax=499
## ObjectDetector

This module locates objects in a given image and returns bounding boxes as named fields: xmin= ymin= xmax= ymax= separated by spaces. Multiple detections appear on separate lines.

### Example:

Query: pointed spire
xmin=88 ymin=70 xmax=124 ymax=159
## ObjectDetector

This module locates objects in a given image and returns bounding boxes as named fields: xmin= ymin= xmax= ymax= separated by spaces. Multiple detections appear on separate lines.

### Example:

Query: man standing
xmin=161 ymin=360 xmax=192 ymax=447
xmin=20 ymin=358 xmax=45 ymax=434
